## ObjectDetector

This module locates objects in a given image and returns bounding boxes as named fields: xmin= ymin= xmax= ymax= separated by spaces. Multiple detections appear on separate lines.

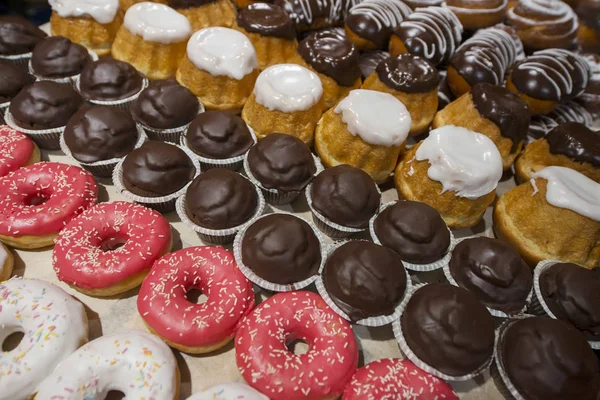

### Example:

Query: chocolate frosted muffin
xmin=376 ymin=53 xmax=440 ymax=93
xmin=0 ymin=16 xmax=46 ymax=56
xmin=237 ymin=3 xmax=296 ymax=40
xmin=373 ymin=201 xmax=450 ymax=264
xmin=186 ymin=111 xmax=254 ymax=159
xmin=449 ymin=237 xmax=533 ymax=315
xmin=497 ymin=317 xmax=600 ymax=400
xmin=63 ymin=105 xmax=138 ymax=164
xmin=0 ymin=64 xmax=35 ymax=103
xmin=545 ymin=122 xmax=600 ymax=167
xmin=78 ymin=58 xmax=144 ymax=101
xmin=241 ymin=214 xmax=322 ymax=285
xmin=122 ymin=141 xmax=195 ymax=197
xmin=401 ymin=283 xmax=495 ymax=377
xmin=30 ymin=36 xmax=92 ymax=79
xmin=323 ymin=241 xmax=407 ymax=321
xmin=185 ymin=169 xmax=258 ymax=230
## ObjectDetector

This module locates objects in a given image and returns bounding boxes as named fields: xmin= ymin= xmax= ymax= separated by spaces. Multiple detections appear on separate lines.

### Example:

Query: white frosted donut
xmin=187 ymin=28 xmax=258 ymax=80
xmin=0 ymin=279 xmax=88 ymax=400
xmin=36 ymin=331 xmax=178 ymax=400
xmin=253 ymin=63 xmax=323 ymax=113
xmin=49 ymin=0 xmax=120 ymax=24
xmin=124 ymin=2 xmax=192 ymax=44
xmin=186 ymin=382 xmax=268 ymax=400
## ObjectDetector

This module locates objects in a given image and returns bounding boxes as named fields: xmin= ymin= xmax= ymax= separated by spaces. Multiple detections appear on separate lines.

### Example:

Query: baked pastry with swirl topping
xmin=576 ymin=53 xmax=600 ymax=118
xmin=527 ymin=101 xmax=593 ymax=143
xmin=404 ymin=0 xmax=444 ymax=8
xmin=446 ymin=0 xmax=508 ymax=30
xmin=276 ymin=0 xmax=359 ymax=32
xmin=575 ymin=0 xmax=600 ymax=53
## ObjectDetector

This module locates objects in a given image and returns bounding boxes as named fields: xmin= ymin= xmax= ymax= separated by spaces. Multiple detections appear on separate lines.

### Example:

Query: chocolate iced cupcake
xmin=30 ymin=36 xmax=94 ymax=85
xmin=0 ymin=63 xmax=35 ymax=123
xmin=0 ymin=16 xmax=47 ymax=64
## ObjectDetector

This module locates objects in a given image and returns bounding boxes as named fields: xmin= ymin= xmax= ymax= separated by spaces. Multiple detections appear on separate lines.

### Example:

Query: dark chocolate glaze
xmin=545 ymin=122 xmax=600 ymax=166
xmin=500 ymin=317 xmax=600 ymax=400
xmin=471 ymin=83 xmax=531 ymax=151
xmin=373 ymin=200 xmax=450 ymax=264
xmin=576 ymin=0 xmax=600 ymax=31
xmin=275 ymin=0 xmax=352 ymax=32
xmin=30 ymin=36 xmax=91 ymax=78
xmin=131 ymin=79 xmax=199 ymax=130
xmin=122 ymin=141 xmax=195 ymax=197
xmin=9 ymin=81 xmax=83 ymax=130
xmin=247 ymin=133 xmax=316 ymax=193
xmin=323 ymin=241 xmax=407 ymax=321
xmin=167 ymin=0 xmax=217 ymax=8
xmin=237 ymin=3 xmax=296 ymax=40
xmin=79 ymin=58 xmax=144 ymax=101
xmin=310 ymin=164 xmax=380 ymax=229
xmin=401 ymin=283 xmax=495 ymax=376
xmin=186 ymin=111 xmax=253 ymax=159
xmin=376 ymin=53 xmax=439 ymax=93
xmin=185 ymin=169 xmax=257 ymax=230
xmin=0 ymin=64 xmax=35 ymax=103
xmin=241 ymin=214 xmax=321 ymax=285
xmin=298 ymin=30 xmax=361 ymax=86
xmin=577 ymin=54 xmax=600 ymax=118
xmin=0 ymin=16 xmax=46 ymax=56
xmin=64 ymin=105 xmax=138 ymax=164
xmin=449 ymin=237 xmax=533 ymax=315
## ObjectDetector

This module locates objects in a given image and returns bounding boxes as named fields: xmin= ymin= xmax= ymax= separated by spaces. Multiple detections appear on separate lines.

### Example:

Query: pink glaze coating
xmin=53 ymin=201 xmax=172 ymax=290
xmin=137 ymin=246 xmax=255 ymax=349
xmin=343 ymin=358 xmax=459 ymax=400
xmin=0 ymin=125 xmax=35 ymax=177
xmin=236 ymin=291 xmax=359 ymax=400
xmin=0 ymin=162 xmax=97 ymax=237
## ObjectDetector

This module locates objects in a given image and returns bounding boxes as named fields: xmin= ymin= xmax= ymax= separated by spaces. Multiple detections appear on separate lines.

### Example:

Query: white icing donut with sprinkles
xmin=0 ymin=278 xmax=88 ymax=400
xmin=186 ymin=382 xmax=268 ymax=400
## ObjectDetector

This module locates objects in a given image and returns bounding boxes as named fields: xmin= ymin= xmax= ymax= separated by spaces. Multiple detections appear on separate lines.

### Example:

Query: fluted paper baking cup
xmin=4 ymin=108 xmax=63 ymax=150
xmin=75 ymin=75 xmax=148 ymax=110
xmin=0 ymin=103 xmax=7 ymax=124
xmin=28 ymin=49 xmax=98 ymax=88
xmin=139 ymin=102 xmax=205 ymax=143
xmin=232 ymin=211 xmax=327 ymax=292
xmin=0 ymin=52 xmax=31 ymax=66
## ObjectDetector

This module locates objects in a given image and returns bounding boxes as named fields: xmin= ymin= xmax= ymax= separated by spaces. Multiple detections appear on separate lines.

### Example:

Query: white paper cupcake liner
xmin=60 ymin=125 xmax=147 ymax=178
xmin=112 ymin=144 xmax=201 ymax=213
xmin=75 ymin=75 xmax=148 ymax=110
xmin=0 ymin=52 xmax=31 ymax=66
xmin=369 ymin=201 xmax=454 ymax=272
xmin=4 ymin=108 xmax=63 ymax=150
xmin=232 ymin=211 xmax=328 ymax=292
xmin=316 ymin=240 xmax=413 ymax=327
xmin=392 ymin=284 xmax=495 ymax=381
xmin=28 ymin=49 xmax=98 ymax=88
xmin=176 ymin=180 xmax=265 ymax=245
xmin=0 ymin=103 xmax=8 ymax=125
xmin=139 ymin=102 xmax=206 ymax=143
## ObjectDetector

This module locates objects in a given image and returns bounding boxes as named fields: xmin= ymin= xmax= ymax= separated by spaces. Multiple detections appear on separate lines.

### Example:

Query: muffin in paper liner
xmin=112 ymin=144 xmax=201 ymax=214
xmin=59 ymin=125 xmax=147 ymax=178
xmin=28 ymin=49 xmax=99 ymax=88
xmin=391 ymin=283 xmax=495 ymax=382
xmin=4 ymin=108 xmax=64 ymax=150
xmin=74 ymin=75 xmax=148 ymax=111
xmin=369 ymin=201 xmax=455 ymax=272
xmin=139 ymin=101 xmax=206 ymax=144
xmin=232 ymin=211 xmax=328 ymax=292
xmin=0 ymin=52 xmax=31 ymax=66
xmin=175 ymin=180 xmax=266 ymax=245
xmin=315 ymin=240 xmax=413 ymax=327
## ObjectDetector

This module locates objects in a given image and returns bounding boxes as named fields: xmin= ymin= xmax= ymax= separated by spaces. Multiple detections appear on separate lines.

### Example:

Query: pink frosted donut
xmin=0 ymin=125 xmax=38 ymax=177
xmin=138 ymin=246 xmax=255 ymax=353
xmin=53 ymin=201 xmax=172 ymax=297
xmin=343 ymin=358 xmax=459 ymax=400
xmin=236 ymin=291 xmax=359 ymax=400
xmin=0 ymin=162 xmax=97 ymax=249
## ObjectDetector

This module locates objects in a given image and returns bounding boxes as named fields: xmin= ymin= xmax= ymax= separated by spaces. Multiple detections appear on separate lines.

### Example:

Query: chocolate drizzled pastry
xmin=275 ymin=0 xmax=354 ymax=32
xmin=242 ymin=214 xmax=321 ymax=285
xmin=310 ymin=164 xmax=380 ymax=229
xmin=0 ymin=64 xmax=35 ymax=103
xmin=376 ymin=53 xmax=439 ymax=93
xmin=122 ymin=141 xmax=195 ymax=197
xmin=31 ymin=36 xmax=91 ymax=78
xmin=0 ymin=16 xmax=46 ymax=56
xmin=186 ymin=169 xmax=257 ymax=230
xmin=168 ymin=0 xmax=217 ymax=8
xmin=545 ymin=122 xmax=600 ymax=166
xmin=401 ymin=283 xmax=495 ymax=376
xmin=404 ymin=0 xmax=444 ymax=8
xmin=298 ymin=30 xmax=361 ymax=86
xmin=78 ymin=58 xmax=144 ymax=101
xmin=9 ymin=81 xmax=83 ymax=130
xmin=449 ymin=237 xmax=532 ymax=315
xmin=499 ymin=317 xmax=600 ymax=400
xmin=323 ymin=241 xmax=407 ymax=321
xmin=358 ymin=50 xmax=389 ymax=79
xmin=237 ymin=3 xmax=296 ymax=40
xmin=186 ymin=111 xmax=253 ymax=159
xmin=527 ymin=101 xmax=593 ymax=142
xmin=576 ymin=54 xmax=600 ymax=118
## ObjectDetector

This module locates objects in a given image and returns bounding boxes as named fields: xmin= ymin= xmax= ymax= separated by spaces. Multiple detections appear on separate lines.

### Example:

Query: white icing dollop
xmin=531 ymin=166 xmax=600 ymax=221
xmin=334 ymin=89 xmax=411 ymax=147
xmin=415 ymin=125 xmax=503 ymax=199
xmin=253 ymin=64 xmax=323 ymax=112
xmin=49 ymin=0 xmax=119 ymax=24
xmin=124 ymin=2 xmax=192 ymax=44
xmin=187 ymin=27 xmax=258 ymax=80
xmin=186 ymin=382 xmax=268 ymax=400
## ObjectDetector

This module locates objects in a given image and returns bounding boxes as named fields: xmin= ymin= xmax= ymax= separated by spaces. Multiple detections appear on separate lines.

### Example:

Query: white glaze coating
xmin=348 ymin=0 xmax=413 ymax=31
xmin=186 ymin=382 xmax=268 ymax=400
xmin=0 ymin=279 xmax=88 ymax=400
xmin=531 ymin=166 xmax=600 ymax=221
xmin=415 ymin=125 xmax=503 ymax=199
xmin=124 ymin=2 xmax=192 ymax=44
xmin=49 ymin=0 xmax=119 ymax=24
xmin=253 ymin=64 xmax=323 ymax=112
xmin=186 ymin=28 xmax=258 ymax=80
xmin=334 ymin=89 xmax=411 ymax=147
xmin=36 ymin=331 xmax=178 ymax=400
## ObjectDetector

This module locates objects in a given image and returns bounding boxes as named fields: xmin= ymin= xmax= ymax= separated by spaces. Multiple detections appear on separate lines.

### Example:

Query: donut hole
xmin=99 ymin=237 xmax=127 ymax=252
xmin=24 ymin=191 xmax=50 ymax=206
xmin=285 ymin=338 xmax=309 ymax=356
xmin=186 ymin=288 xmax=208 ymax=304
xmin=2 ymin=331 xmax=24 ymax=352
xmin=104 ymin=390 xmax=126 ymax=400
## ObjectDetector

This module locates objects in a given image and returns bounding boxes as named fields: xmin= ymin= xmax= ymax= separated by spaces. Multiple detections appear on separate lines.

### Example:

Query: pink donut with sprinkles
xmin=343 ymin=358 xmax=459 ymax=400
xmin=236 ymin=291 xmax=359 ymax=400
xmin=53 ymin=201 xmax=172 ymax=297
xmin=0 ymin=125 xmax=39 ymax=177
xmin=138 ymin=246 xmax=256 ymax=354
xmin=0 ymin=162 xmax=97 ymax=249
